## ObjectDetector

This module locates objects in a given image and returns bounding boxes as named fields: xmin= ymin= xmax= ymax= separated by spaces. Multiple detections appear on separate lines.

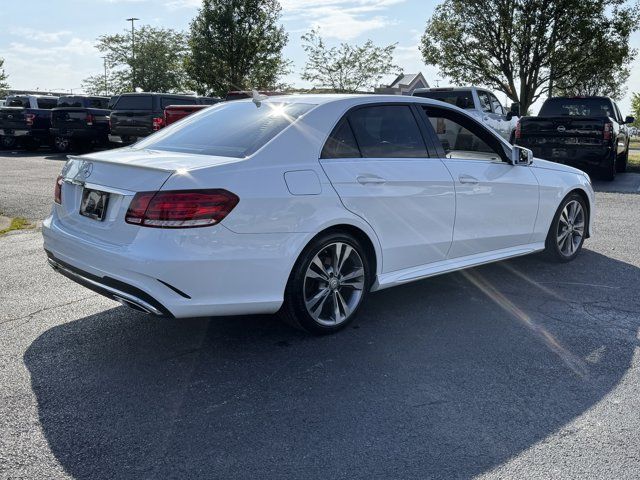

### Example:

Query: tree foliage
xmin=631 ymin=92 xmax=640 ymax=128
xmin=420 ymin=0 xmax=640 ymax=114
xmin=186 ymin=0 xmax=290 ymax=97
xmin=0 ymin=58 xmax=9 ymax=96
xmin=301 ymin=29 xmax=401 ymax=93
xmin=83 ymin=25 xmax=190 ymax=95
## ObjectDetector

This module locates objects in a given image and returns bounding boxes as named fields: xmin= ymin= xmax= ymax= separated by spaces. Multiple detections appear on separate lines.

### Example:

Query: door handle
xmin=357 ymin=175 xmax=387 ymax=185
xmin=459 ymin=175 xmax=479 ymax=185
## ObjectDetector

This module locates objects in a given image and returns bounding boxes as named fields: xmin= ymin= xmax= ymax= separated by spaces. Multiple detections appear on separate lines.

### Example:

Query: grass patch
xmin=0 ymin=217 xmax=32 ymax=235
xmin=628 ymin=150 xmax=640 ymax=173
xmin=630 ymin=139 xmax=640 ymax=149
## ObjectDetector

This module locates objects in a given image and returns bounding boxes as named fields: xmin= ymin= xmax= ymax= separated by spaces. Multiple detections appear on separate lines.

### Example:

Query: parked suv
xmin=515 ymin=96 xmax=634 ymax=180
xmin=0 ymin=95 xmax=59 ymax=150
xmin=109 ymin=93 xmax=218 ymax=144
xmin=50 ymin=95 xmax=112 ymax=152
xmin=413 ymin=87 xmax=520 ymax=142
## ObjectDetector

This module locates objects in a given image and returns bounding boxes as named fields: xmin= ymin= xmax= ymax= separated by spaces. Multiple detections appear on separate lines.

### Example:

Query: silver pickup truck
xmin=413 ymin=87 xmax=520 ymax=143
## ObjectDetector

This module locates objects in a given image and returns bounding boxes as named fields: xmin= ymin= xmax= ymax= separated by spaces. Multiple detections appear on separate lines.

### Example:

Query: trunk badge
xmin=557 ymin=126 xmax=566 ymax=133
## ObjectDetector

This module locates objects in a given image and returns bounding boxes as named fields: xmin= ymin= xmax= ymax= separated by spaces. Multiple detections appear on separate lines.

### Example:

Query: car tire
xmin=53 ymin=136 xmax=71 ymax=153
xmin=1 ymin=136 xmax=17 ymax=149
xmin=280 ymin=231 xmax=371 ymax=335
xmin=601 ymin=149 xmax=617 ymax=181
xmin=544 ymin=192 xmax=588 ymax=263
xmin=616 ymin=147 xmax=629 ymax=173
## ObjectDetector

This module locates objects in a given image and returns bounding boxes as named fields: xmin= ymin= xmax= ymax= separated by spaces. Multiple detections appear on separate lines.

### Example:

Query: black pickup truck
xmin=515 ymin=96 xmax=634 ymax=180
xmin=109 ymin=93 xmax=218 ymax=144
xmin=50 ymin=95 xmax=112 ymax=152
xmin=0 ymin=95 xmax=59 ymax=150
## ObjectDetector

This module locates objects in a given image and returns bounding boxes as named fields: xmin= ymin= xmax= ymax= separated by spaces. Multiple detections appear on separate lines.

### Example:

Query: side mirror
xmin=625 ymin=116 xmax=635 ymax=125
xmin=506 ymin=111 xmax=514 ymax=121
xmin=510 ymin=103 xmax=521 ymax=117
xmin=511 ymin=145 xmax=533 ymax=166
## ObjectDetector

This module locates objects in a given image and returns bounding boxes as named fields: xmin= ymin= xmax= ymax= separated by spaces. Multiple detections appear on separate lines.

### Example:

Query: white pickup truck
xmin=413 ymin=87 xmax=520 ymax=143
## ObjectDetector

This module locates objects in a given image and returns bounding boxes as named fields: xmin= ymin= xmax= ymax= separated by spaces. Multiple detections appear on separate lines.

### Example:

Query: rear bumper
xmin=42 ymin=210 xmax=307 ymax=318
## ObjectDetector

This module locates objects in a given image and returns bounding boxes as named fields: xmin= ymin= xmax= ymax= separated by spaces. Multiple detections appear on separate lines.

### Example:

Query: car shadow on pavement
xmin=24 ymin=250 xmax=640 ymax=479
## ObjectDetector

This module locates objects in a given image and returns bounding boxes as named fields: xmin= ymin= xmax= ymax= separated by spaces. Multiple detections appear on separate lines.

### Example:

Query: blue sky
xmin=2 ymin=0 xmax=638 ymax=114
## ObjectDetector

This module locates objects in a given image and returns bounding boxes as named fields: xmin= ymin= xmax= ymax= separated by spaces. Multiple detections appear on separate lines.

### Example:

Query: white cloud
xmin=10 ymin=27 xmax=73 ymax=43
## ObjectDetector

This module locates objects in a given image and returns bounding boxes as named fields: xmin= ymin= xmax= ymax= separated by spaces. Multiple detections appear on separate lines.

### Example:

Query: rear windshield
xmin=114 ymin=95 xmax=153 ymax=110
xmin=36 ymin=98 xmax=58 ymax=109
xmin=414 ymin=91 xmax=474 ymax=109
xmin=58 ymin=97 xmax=85 ymax=107
xmin=134 ymin=101 xmax=315 ymax=158
xmin=6 ymin=97 xmax=31 ymax=108
xmin=539 ymin=98 xmax=614 ymax=117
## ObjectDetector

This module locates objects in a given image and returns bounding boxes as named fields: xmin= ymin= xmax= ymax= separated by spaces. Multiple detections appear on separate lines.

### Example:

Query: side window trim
xmin=419 ymin=105 xmax=510 ymax=163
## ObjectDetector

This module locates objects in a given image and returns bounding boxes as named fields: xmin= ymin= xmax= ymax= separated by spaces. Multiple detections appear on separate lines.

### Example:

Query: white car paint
xmin=42 ymin=94 xmax=594 ymax=320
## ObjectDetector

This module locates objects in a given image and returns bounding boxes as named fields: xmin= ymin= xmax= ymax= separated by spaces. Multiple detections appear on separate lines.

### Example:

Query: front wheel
xmin=601 ymin=149 xmax=617 ymax=181
xmin=545 ymin=193 xmax=587 ymax=263
xmin=53 ymin=136 xmax=71 ymax=153
xmin=280 ymin=232 xmax=371 ymax=334
xmin=1 ymin=136 xmax=17 ymax=149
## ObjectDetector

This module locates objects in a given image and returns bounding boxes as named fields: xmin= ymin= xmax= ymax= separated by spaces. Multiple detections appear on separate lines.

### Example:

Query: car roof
xmin=233 ymin=93 xmax=468 ymax=108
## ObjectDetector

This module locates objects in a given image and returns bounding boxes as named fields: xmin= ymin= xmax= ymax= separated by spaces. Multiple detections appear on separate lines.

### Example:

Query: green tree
xmin=631 ymin=92 xmax=640 ymax=128
xmin=301 ymin=29 xmax=400 ymax=93
xmin=82 ymin=26 xmax=190 ymax=94
xmin=0 ymin=58 xmax=9 ymax=96
xmin=420 ymin=0 xmax=640 ymax=114
xmin=186 ymin=0 xmax=290 ymax=97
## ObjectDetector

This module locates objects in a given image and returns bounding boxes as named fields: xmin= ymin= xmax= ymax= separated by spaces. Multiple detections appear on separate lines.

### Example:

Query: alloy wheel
xmin=556 ymin=200 xmax=585 ymax=257
xmin=303 ymin=242 xmax=365 ymax=326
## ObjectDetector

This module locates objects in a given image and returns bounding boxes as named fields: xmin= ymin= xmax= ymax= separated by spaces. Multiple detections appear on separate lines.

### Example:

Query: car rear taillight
xmin=54 ymin=175 xmax=63 ymax=204
xmin=125 ymin=189 xmax=239 ymax=228
xmin=152 ymin=116 xmax=165 ymax=131
xmin=86 ymin=114 xmax=94 ymax=126
xmin=25 ymin=113 xmax=36 ymax=127
xmin=603 ymin=122 xmax=613 ymax=141
xmin=515 ymin=120 xmax=521 ymax=140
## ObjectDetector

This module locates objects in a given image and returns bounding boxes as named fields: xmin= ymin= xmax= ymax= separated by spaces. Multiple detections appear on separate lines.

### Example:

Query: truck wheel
xmin=616 ymin=147 xmax=629 ymax=173
xmin=601 ymin=149 xmax=616 ymax=181
xmin=1 ymin=136 xmax=17 ymax=149
xmin=53 ymin=136 xmax=71 ymax=153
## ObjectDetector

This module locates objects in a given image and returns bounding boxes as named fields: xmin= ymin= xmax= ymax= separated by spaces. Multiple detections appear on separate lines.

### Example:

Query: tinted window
xmin=108 ymin=96 xmax=119 ymax=109
xmin=6 ymin=97 xmax=30 ymax=108
xmin=161 ymin=97 xmax=198 ymax=109
xmin=539 ymin=98 xmax=614 ymax=117
xmin=134 ymin=102 xmax=315 ymax=158
xmin=114 ymin=95 xmax=153 ymax=110
xmin=321 ymin=120 xmax=360 ymax=159
xmin=88 ymin=97 xmax=109 ymax=108
xmin=423 ymin=106 xmax=507 ymax=162
xmin=414 ymin=90 xmax=474 ymax=109
xmin=57 ymin=97 xmax=85 ymax=107
xmin=348 ymin=105 xmax=428 ymax=158
xmin=199 ymin=97 xmax=221 ymax=105
xmin=477 ymin=92 xmax=492 ymax=113
xmin=36 ymin=98 xmax=58 ymax=109
xmin=489 ymin=94 xmax=504 ymax=115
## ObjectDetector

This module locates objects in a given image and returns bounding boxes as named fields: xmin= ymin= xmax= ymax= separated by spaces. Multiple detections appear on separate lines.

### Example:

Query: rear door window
xmin=57 ymin=97 xmax=85 ymax=107
xmin=114 ymin=95 xmax=153 ymax=110
xmin=321 ymin=120 xmax=361 ymax=158
xmin=6 ymin=97 xmax=30 ymax=108
xmin=88 ymin=97 xmax=109 ymax=108
xmin=348 ymin=105 xmax=428 ymax=158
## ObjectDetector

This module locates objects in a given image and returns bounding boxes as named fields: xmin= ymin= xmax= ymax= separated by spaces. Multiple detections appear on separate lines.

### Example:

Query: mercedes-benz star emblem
xmin=80 ymin=162 xmax=93 ymax=179
xmin=557 ymin=125 xmax=566 ymax=133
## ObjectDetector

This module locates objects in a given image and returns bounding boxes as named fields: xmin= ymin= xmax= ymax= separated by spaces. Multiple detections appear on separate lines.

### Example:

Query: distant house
xmin=375 ymin=73 xmax=430 ymax=95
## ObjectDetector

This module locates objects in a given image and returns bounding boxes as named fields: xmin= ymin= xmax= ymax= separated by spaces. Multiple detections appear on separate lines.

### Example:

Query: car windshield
xmin=414 ymin=91 xmax=474 ymax=109
xmin=539 ymin=98 xmax=614 ymax=117
xmin=134 ymin=101 xmax=315 ymax=158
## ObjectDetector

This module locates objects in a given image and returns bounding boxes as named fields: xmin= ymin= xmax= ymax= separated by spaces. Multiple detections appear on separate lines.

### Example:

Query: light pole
xmin=126 ymin=17 xmax=139 ymax=90
xmin=102 ymin=57 xmax=108 ymax=96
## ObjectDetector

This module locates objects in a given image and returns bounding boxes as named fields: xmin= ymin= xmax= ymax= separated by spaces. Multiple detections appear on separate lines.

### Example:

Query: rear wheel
xmin=616 ymin=146 xmax=629 ymax=173
xmin=53 ymin=136 xmax=71 ymax=153
xmin=1 ymin=136 xmax=17 ymax=149
xmin=545 ymin=193 xmax=587 ymax=263
xmin=280 ymin=232 xmax=371 ymax=334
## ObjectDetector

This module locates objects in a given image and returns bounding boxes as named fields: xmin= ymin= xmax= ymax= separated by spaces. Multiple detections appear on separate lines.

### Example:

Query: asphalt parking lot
xmin=1 ymin=150 xmax=640 ymax=479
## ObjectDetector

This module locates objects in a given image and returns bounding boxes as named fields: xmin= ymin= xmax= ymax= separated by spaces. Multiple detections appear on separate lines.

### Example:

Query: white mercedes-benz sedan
xmin=43 ymin=94 xmax=594 ymax=334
